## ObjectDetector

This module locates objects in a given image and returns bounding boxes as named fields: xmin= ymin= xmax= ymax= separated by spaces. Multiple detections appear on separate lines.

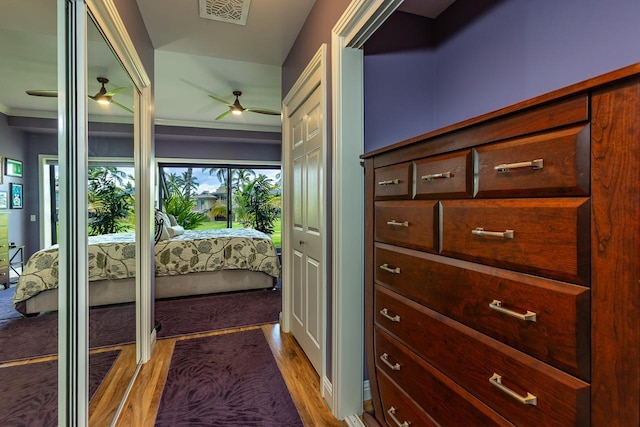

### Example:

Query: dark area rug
xmin=0 ymin=349 xmax=120 ymax=426
xmin=155 ymin=288 xmax=281 ymax=338
xmin=0 ymin=287 xmax=21 ymax=320
xmin=154 ymin=329 xmax=303 ymax=427
xmin=0 ymin=288 xmax=281 ymax=363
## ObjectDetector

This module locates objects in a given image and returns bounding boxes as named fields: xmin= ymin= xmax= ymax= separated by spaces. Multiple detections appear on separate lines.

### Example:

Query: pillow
xmin=154 ymin=209 xmax=170 ymax=243
xmin=166 ymin=213 xmax=179 ymax=227
xmin=167 ymin=225 xmax=185 ymax=238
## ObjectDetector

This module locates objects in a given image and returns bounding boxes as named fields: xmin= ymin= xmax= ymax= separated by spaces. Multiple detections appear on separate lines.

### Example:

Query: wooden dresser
xmin=0 ymin=212 xmax=8 ymax=289
xmin=361 ymin=65 xmax=640 ymax=426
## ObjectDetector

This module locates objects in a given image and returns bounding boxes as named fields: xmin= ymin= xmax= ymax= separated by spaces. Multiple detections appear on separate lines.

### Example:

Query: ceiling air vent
xmin=199 ymin=0 xmax=251 ymax=25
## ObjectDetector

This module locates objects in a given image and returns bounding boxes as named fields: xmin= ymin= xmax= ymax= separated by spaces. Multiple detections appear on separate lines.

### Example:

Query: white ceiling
xmin=0 ymin=0 xmax=454 ymax=133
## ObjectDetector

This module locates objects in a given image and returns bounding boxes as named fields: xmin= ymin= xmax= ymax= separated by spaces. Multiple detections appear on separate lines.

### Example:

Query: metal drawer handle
xmin=489 ymin=373 xmax=537 ymax=406
xmin=494 ymin=158 xmax=543 ymax=173
xmin=378 ymin=179 xmax=400 ymax=186
xmin=0 ymin=272 xmax=6 ymax=276
xmin=489 ymin=300 xmax=537 ymax=322
xmin=472 ymin=227 xmax=514 ymax=239
xmin=421 ymin=171 xmax=451 ymax=181
xmin=380 ymin=308 xmax=400 ymax=322
xmin=386 ymin=220 xmax=409 ymax=227
xmin=387 ymin=407 xmax=410 ymax=427
xmin=380 ymin=353 xmax=401 ymax=371
xmin=380 ymin=264 xmax=400 ymax=274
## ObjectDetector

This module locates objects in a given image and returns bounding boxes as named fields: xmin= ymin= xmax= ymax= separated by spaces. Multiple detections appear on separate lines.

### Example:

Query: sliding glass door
xmin=158 ymin=163 xmax=282 ymax=248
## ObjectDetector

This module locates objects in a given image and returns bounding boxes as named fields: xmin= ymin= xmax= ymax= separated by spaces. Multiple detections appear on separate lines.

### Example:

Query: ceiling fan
xmin=208 ymin=90 xmax=281 ymax=120
xmin=26 ymin=77 xmax=133 ymax=113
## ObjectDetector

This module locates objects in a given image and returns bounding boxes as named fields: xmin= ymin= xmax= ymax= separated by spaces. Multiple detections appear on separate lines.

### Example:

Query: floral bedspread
xmin=14 ymin=228 xmax=280 ymax=305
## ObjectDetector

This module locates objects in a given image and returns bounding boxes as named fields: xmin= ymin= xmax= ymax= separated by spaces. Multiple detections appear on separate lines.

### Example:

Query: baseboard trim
xmin=322 ymin=375 xmax=334 ymax=410
xmin=345 ymin=414 xmax=366 ymax=427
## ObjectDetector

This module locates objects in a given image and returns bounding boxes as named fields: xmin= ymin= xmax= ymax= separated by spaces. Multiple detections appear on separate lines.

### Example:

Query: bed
xmin=13 ymin=228 xmax=281 ymax=315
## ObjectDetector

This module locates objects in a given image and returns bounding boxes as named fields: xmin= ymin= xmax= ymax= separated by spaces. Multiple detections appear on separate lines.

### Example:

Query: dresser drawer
xmin=375 ymin=286 xmax=590 ymax=426
xmin=414 ymin=149 xmax=475 ymax=199
xmin=476 ymin=124 xmax=590 ymax=197
xmin=374 ymin=162 xmax=412 ymax=200
xmin=377 ymin=371 xmax=439 ymax=427
xmin=440 ymin=198 xmax=590 ymax=284
xmin=375 ymin=328 xmax=513 ymax=426
xmin=0 ymin=267 xmax=8 ymax=288
xmin=375 ymin=242 xmax=590 ymax=380
xmin=375 ymin=201 xmax=438 ymax=252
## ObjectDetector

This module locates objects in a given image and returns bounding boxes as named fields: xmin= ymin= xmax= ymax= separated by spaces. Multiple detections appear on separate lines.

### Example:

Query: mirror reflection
xmin=0 ymin=2 xmax=138 ymax=425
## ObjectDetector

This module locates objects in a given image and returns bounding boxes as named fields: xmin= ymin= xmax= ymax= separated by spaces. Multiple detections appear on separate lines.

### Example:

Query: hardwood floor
xmin=106 ymin=323 xmax=347 ymax=426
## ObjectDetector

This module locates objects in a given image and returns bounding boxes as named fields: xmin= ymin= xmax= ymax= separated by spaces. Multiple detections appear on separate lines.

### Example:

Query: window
xmin=158 ymin=163 xmax=282 ymax=247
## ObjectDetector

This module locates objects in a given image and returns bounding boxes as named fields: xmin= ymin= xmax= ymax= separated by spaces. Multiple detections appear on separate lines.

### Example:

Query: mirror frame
xmin=57 ymin=0 xmax=153 ymax=424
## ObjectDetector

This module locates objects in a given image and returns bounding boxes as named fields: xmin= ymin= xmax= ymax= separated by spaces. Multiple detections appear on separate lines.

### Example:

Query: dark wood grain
xmin=377 ymin=372 xmax=440 ymax=427
xmin=413 ymin=148 xmax=475 ymax=198
xmin=373 ymin=162 xmax=412 ymax=200
xmin=440 ymin=198 xmax=591 ymax=284
xmin=363 ymin=158 xmax=384 ymax=423
xmin=590 ymin=79 xmax=640 ymax=426
xmin=374 ymin=201 xmax=438 ymax=252
xmin=363 ymin=66 xmax=640 ymax=426
xmin=476 ymin=124 xmax=590 ymax=197
xmin=370 ymin=95 xmax=589 ymax=168
xmin=375 ymin=328 xmax=513 ymax=426
xmin=375 ymin=286 xmax=590 ymax=427
xmin=374 ymin=243 xmax=590 ymax=380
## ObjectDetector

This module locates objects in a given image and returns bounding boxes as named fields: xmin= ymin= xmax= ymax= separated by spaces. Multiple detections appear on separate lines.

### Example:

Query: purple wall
xmin=364 ymin=0 xmax=640 ymax=152
xmin=0 ymin=114 xmax=27 ymax=254
xmin=281 ymin=0 xmax=351 ymax=96
xmin=282 ymin=0 xmax=351 ymax=380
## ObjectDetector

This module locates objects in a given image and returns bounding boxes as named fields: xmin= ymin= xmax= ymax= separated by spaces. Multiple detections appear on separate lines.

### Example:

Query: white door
xmin=289 ymin=83 xmax=324 ymax=374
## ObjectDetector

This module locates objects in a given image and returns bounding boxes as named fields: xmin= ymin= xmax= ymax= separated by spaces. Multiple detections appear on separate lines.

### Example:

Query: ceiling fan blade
xmin=215 ymin=109 xmax=232 ymax=120
xmin=208 ymin=94 xmax=233 ymax=107
xmin=104 ymin=86 xmax=129 ymax=97
xmin=110 ymin=99 xmax=134 ymax=114
xmin=245 ymin=107 xmax=282 ymax=116
xmin=26 ymin=90 xmax=58 ymax=97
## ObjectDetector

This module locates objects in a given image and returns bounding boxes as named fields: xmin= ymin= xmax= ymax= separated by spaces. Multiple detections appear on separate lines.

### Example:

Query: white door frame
xmin=281 ymin=43 xmax=328 ymax=395
xmin=331 ymin=0 xmax=403 ymax=422
xmin=57 ymin=0 xmax=153 ymax=424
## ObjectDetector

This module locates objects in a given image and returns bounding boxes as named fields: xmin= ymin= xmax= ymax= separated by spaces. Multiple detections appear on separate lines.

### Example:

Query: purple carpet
xmin=154 ymin=329 xmax=303 ymax=427
xmin=0 ymin=288 xmax=281 ymax=363
xmin=155 ymin=288 xmax=282 ymax=338
xmin=0 ymin=350 xmax=120 ymax=426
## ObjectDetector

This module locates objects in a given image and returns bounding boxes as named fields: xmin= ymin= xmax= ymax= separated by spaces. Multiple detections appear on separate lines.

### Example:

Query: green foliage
xmin=234 ymin=175 xmax=281 ymax=235
xmin=162 ymin=171 xmax=208 ymax=230
xmin=88 ymin=166 xmax=134 ymax=236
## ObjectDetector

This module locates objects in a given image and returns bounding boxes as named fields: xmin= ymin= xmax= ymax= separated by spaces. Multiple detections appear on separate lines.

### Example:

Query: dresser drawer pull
xmin=378 ymin=179 xmax=400 ymax=186
xmin=472 ymin=227 xmax=514 ymax=239
xmin=489 ymin=373 xmax=537 ymax=406
xmin=380 ymin=353 xmax=401 ymax=371
xmin=494 ymin=158 xmax=543 ymax=173
xmin=421 ymin=171 xmax=451 ymax=181
xmin=380 ymin=308 xmax=400 ymax=322
xmin=489 ymin=300 xmax=537 ymax=322
xmin=386 ymin=220 xmax=409 ymax=227
xmin=380 ymin=264 xmax=401 ymax=274
xmin=387 ymin=407 xmax=410 ymax=427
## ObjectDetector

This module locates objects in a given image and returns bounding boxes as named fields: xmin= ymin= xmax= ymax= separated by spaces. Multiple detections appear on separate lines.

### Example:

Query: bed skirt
xmin=17 ymin=269 xmax=276 ymax=315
